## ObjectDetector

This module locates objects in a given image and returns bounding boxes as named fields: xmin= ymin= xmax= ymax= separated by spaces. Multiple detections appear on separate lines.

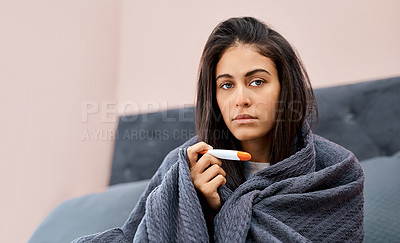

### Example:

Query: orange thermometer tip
xmin=237 ymin=151 xmax=252 ymax=161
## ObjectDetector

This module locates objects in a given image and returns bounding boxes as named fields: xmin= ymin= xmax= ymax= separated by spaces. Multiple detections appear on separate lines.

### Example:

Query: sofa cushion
xmin=28 ymin=180 xmax=150 ymax=243
xmin=361 ymin=151 xmax=400 ymax=243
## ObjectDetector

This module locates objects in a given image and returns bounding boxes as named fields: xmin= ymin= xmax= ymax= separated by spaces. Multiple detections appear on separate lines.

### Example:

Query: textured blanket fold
xmin=73 ymin=129 xmax=364 ymax=243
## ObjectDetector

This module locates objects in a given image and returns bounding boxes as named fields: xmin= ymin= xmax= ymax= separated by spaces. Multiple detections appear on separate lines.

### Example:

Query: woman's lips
xmin=233 ymin=114 xmax=257 ymax=124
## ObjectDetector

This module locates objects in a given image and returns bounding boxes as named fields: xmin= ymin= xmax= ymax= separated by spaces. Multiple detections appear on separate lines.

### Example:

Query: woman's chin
xmin=232 ymin=131 xmax=266 ymax=142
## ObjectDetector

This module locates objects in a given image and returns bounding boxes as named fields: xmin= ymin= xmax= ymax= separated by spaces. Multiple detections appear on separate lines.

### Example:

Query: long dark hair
xmin=195 ymin=17 xmax=318 ymax=190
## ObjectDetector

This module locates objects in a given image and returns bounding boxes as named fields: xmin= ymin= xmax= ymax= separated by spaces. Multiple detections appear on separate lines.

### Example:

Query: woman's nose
xmin=235 ymin=87 xmax=251 ymax=107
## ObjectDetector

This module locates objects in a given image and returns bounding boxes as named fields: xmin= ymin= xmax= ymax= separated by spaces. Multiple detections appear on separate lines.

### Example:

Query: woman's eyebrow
xmin=245 ymin=69 xmax=271 ymax=77
xmin=216 ymin=69 xmax=271 ymax=81
xmin=216 ymin=74 xmax=233 ymax=81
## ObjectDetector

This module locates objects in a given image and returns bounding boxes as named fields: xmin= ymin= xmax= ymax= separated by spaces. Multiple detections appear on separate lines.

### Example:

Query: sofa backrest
xmin=313 ymin=76 xmax=400 ymax=161
xmin=110 ymin=76 xmax=400 ymax=185
xmin=110 ymin=106 xmax=196 ymax=185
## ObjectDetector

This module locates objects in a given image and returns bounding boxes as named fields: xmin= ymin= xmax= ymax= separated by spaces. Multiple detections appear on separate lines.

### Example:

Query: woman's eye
xmin=221 ymin=83 xmax=233 ymax=89
xmin=250 ymin=80 xmax=264 ymax=87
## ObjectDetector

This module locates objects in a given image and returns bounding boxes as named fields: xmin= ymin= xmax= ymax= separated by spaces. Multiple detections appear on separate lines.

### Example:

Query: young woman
xmin=74 ymin=17 xmax=364 ymax=243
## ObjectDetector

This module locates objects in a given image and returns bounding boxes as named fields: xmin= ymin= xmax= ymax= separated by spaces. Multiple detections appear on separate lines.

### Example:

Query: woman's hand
xmin=187 ymin=142 xmax=227 ymax=211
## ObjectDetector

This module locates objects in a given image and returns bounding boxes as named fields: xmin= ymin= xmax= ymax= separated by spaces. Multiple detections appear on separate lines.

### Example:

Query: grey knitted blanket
xmin=73 ymin=130 xmax=364 ymax=242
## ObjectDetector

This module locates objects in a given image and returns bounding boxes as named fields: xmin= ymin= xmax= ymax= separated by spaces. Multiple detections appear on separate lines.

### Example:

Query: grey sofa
xmin=29 ymin=77 xmax=400 ymax=243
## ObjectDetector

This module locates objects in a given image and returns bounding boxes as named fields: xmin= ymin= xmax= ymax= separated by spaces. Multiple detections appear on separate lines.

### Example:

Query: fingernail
xmin=208 ymin=145 xmax=213 ymax=149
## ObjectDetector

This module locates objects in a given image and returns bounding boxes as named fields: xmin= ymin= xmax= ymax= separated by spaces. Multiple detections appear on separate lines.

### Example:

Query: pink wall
xmin=117 ymin=0 xmax=400 ymax=115
xmin=0 ymin=1 xmax=119 ymax=242
xmin=1 ymin=0 xmax=399 ymax=242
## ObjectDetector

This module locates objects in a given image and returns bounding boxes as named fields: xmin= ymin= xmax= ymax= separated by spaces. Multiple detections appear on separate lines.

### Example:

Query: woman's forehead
xmin=215 ymin=45 xmax=277 ymax=78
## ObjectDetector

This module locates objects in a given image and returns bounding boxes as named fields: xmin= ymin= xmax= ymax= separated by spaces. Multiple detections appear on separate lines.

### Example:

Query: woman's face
xmin=215 ymin=44 xmax=281 ymax=142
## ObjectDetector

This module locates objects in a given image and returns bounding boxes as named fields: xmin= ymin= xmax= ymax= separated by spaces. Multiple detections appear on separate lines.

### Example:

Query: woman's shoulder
xmin=312 ymin=134 xmax=360 ymax=170
xmin=312 ymin=134 xmax=353 ymax=154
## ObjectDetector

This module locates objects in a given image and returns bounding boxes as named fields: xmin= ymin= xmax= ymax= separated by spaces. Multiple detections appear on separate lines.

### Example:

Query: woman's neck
xmin=240 ymin=135 xmax=272 ymax=163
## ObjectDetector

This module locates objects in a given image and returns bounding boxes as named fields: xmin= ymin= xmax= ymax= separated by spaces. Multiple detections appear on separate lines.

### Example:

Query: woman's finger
xmin=186 ymin=142 xmax=213 ymax=168
xmin=200 ymin=164 xmax=226 ymax=183
xmin=206 ymin=174 xmax=227 ymax=192
xmin=193 ymin=153 xmax=222 ymax=174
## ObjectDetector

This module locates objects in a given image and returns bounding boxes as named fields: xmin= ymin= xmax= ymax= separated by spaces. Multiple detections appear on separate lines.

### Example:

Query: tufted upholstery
xmin=110 ymin=106 xmax=195 ymax=185
xmin=110 ymin=76 xmax=400 ymax=185
xmin=313 ymin=77 xmax=400 ymax=161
